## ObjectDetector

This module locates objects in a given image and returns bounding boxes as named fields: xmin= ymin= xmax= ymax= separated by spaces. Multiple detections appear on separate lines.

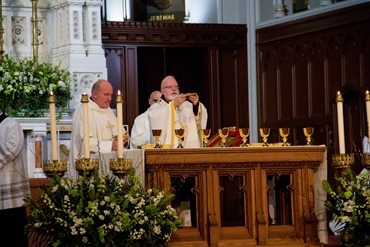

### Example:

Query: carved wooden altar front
xmin=144 ymin=146 xmax=326 ymax=247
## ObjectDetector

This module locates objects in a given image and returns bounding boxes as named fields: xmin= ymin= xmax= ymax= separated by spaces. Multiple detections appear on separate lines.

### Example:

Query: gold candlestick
xmin=110 ymin=157 xmax=133 ymax=179
xmin=332 ymin=153 xmax=354 ymax=169
xmin=75 ymin=158 xmax=99 ymax=176
xmin=239 ymin=128 xmax=250 ymax=147
xmin=43 ymin=160 xmax=67 ymax=178
xmin=259 ymin=128 xmax=270 ymax=147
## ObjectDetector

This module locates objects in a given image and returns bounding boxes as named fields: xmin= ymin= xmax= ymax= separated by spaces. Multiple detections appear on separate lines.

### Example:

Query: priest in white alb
xmin=148 ymin=75 xmax=208 ymax=148
xmin=69 ymin=79 xmax=127 ymax=178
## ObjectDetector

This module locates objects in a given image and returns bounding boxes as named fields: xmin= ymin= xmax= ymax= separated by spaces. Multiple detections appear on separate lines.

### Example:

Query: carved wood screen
xmin=101 ymin=22 xmax=248 ymax=132
xmin=256 ymin=2 xmax=370 ymax=173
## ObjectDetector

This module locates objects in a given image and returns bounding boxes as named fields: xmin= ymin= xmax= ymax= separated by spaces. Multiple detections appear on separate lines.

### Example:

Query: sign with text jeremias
xmin=145 ymin=0 xmax=185 ymax=23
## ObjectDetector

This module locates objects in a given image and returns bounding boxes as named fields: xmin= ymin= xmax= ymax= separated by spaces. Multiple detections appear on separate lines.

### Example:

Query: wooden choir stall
xmin=144 ymin=146 xmax=327 ymax=247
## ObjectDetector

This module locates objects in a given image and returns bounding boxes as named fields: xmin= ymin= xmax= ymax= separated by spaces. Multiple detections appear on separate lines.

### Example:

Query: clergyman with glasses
xmin=148 ymin=75 xmax=208 ymax=148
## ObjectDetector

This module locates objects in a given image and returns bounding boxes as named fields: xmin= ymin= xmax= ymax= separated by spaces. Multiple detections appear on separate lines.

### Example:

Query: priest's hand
xmin=173 ymin=94 xmax=187 ymax=107
xmin=187 ymin=93 xmax=199 ymax=105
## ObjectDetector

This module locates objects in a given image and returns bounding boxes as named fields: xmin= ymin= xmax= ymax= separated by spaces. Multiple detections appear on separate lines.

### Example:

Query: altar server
xmin=148 ymin=75 xmax=208 ymax=148
xmin=0 ymin=106 xmax=30 ymax=246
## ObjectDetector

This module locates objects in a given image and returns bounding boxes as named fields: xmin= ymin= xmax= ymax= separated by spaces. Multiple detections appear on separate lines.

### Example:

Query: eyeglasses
xmin=162 ymin=85 xmax=180 ymax=90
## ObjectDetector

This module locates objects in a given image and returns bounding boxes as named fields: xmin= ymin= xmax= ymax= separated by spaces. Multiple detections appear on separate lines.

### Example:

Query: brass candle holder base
xmin=75 ymin=158 xmax=99 ymax=176
xmin=332 ymin=153 xmax=355 ymax=169
xmin=109 ymin=158 xmax=133 ymax=179
xmin=43 ymin=160 xmax=68 ymax=178
xmin=363 ymin=154 xmax=370 ymax=169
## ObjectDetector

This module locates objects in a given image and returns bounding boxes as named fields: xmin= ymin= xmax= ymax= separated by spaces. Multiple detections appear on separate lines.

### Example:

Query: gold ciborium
xmin=218 ymin=128 xmax=229 ymax=147
xmin=279 ymin=128 xmax=290 ymax=146
xmin=110 ymin=158 xmax=133 ymax=179
xmin=43 ymin=160 xmax=68 ymax=178
xmin=201 ymin=129 xmax=212 ymax=147
xmin=239 ymin=128 xmax=250 ymax=147
xmin=303 ymin=127 xmax=314 ymax=146
xmin=152 ymin=129 xmax=162 ymax=148
xmin=175 ymin=128 xmax=185 ymax=148
xmin=75 ymin=158 xmax=99 ymax=176
xmin=259 ymin=128 xmax=270 ymax=147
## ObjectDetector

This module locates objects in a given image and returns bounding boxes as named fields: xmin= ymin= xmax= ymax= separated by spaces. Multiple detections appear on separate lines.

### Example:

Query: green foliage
xmin=322 ymin=168 xmax=370 ymax=246
xmin=24 ymin=171 xmax=182 ymax=247
xmin=0 ymin=54 xmax=71 ymax=117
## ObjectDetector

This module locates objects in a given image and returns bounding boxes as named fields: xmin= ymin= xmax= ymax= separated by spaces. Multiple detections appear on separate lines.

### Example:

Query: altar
xmin=144 ymin=146 xmax=327 ymax=247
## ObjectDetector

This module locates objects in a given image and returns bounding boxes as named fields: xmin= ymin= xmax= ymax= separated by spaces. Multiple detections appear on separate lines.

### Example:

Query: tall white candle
xmin=49 ymin=91 xmax=58 ymax=161
xmin=336 ymin=91 xmax=345 ymax=154
xmin=116 ymin=90 xmax=124 ymax=159
xmin=366 ymin=90 xmax=370 ymax=138
xmin=81 ymin=93 xmax=90 ymax=159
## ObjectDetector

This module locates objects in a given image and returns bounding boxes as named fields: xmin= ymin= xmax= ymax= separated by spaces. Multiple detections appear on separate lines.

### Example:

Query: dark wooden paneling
xmin=102 ymin=22 xmax=248 ymax=133
xmin=256 ymin=2 xmax=370 ymax=155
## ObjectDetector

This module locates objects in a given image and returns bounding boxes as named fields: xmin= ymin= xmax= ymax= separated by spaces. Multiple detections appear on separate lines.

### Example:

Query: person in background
xmin=148 ymin=75 xmax=208 ymax=148
xmin=0 ymin=106 xmax=30 ymax=246
xmin=130 ymin=90 xmax=162 ymax=149
xmin=69 ymin=79 xmax=128 ymax=177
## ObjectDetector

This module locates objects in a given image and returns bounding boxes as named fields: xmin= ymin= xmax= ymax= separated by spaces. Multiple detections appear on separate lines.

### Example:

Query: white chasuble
xmin=69 ymin=100 xmax=118 ymax=177
xmin=148 ymin=99 xmax=208 ymax=148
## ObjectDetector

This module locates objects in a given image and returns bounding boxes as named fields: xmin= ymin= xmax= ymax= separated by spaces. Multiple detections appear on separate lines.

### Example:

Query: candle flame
xmin=50 ymin=91 xmax=54 ymax=96
xmin=118 ymin=90 xmax=121 ymax=95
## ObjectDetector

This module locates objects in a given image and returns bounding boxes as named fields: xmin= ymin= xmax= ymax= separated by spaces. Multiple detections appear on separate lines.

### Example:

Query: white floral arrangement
xmin=322 ymin=168 xmax=370 ymax=246
xmin=24 ymin=171 xmax=182 ymax=247
xmin=0 ymin=54 xmax=71 ymax=117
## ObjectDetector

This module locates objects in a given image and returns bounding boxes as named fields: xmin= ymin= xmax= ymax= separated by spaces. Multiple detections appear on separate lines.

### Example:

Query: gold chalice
xmin=279 ymin=128 xmax=290 ymax=146
xmin=152 ymin=129 xmax=162 ymax=148
xmin=218 ymin=128 xmax=229 ymax=147
xmin=303 ymin=127 xmax=314 ymax=146
xmin=175 ymin=128 xmax=185 ymax=148
xmin=201 ymin=129 xmax=212 ymax=147
xmin=259 ymin=128 xmax=270 ymax=147
xmin=42 ymin=160 xmax=68 ymax=178
xmin=239 ymin=128 xmax=250 ymax=147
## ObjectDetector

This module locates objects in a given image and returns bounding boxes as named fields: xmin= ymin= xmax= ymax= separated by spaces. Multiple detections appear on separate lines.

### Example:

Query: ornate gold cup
xmin=259 ymin=128 xmax=270 ymax=147
xmin=43 ymin=160 xmax=68 ymax=178
xmin=279 ymin=128 xmax=290 ymax=146
xmin=218 ymin=128 xmax=229 ymax=147
xmin=75 ymin=158 xmax=99 ymax=176
xmin=201 ymin=129 xmax=211 ymax=147
xmin=239 ymin=128 xmax=250 ymax=147
xmin=110 ymin=158 xmax=133 ymax=179
xmin=175 ymin=128 xmax=185 ymax=148
xmin=152 ymin=129 xmax=162 ymax=148
xmin=303 ymin=127 xmax=314 ymax=146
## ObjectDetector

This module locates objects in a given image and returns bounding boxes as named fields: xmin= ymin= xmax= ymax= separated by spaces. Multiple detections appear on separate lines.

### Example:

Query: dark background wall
xmin=102 ymin=22 xmax=248 ymax=135
xmin=256 ymin=2 xmax=370 ymax=174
